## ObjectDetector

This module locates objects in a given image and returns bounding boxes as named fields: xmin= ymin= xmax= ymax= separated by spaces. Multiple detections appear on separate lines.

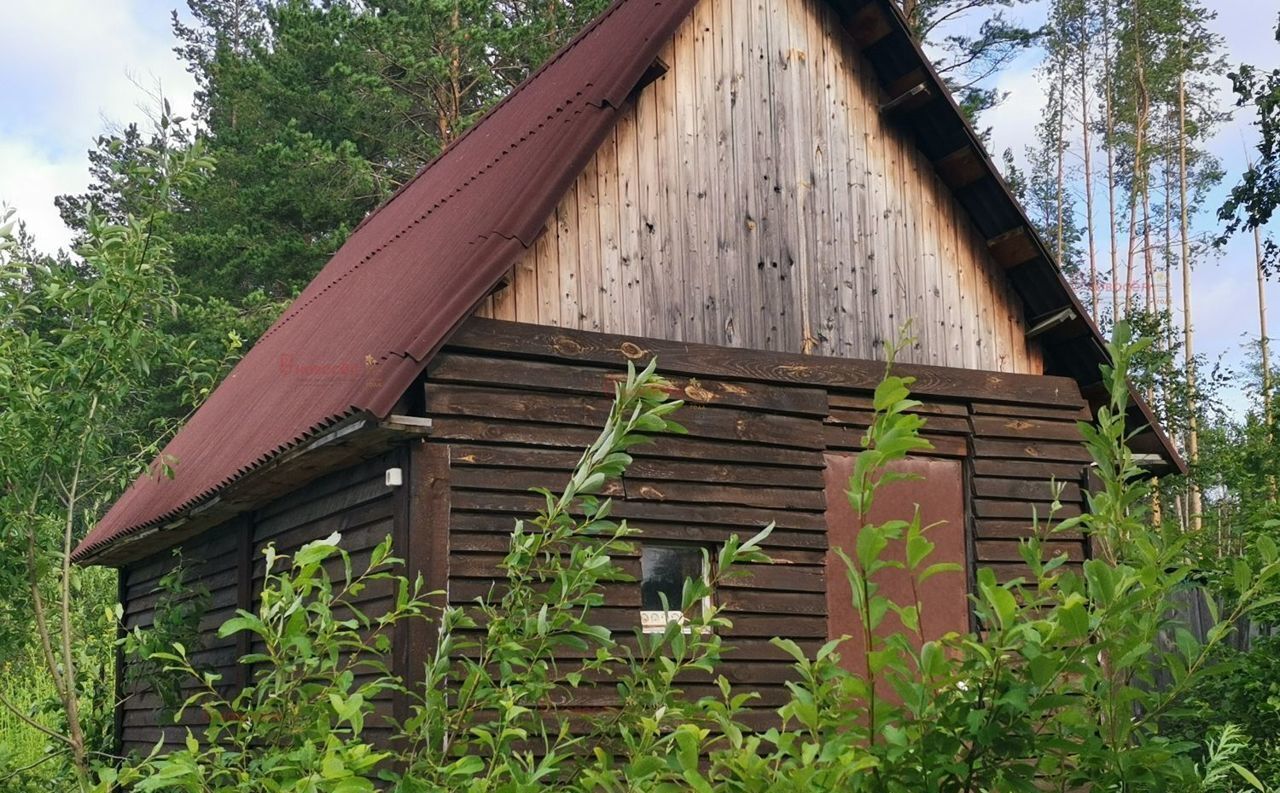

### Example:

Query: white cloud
xmin=984 ymin=63 xmax=1049 ymax=170
xmin=0 ymin=139 xmax=86 ymax=251
xmin=0 ymin=0 xmax=195 ymax=250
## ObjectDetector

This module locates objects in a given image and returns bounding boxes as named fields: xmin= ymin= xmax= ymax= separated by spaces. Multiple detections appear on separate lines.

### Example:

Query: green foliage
xmin=1218 ymin=13 xmax=1280 ymax=270
xmin=55 ymin=0 xmax=612 ymax=305
xmin=106 ymin=533 xmax=426 ymax=792
xmin=899 ymin=0 xmax=1043 ymax=126
xmin=122 ymin=554 xmax=213 ymax=715
xmin=0 ymin=107 xmax=235 ymax=787
xmin=1174 ymin=636 xmax=1280 ymax=791
xmin=109 ymin=329 xmax=1280 ymax=792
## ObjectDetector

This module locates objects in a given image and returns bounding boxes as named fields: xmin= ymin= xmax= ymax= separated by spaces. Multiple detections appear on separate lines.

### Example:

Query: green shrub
xmin=1172 ymin=635 xmax=1280 ymax=789
xmin=108 ymin=332 xmax=1280 ymax=792
xmin=121 ymin=553 xmax=211 ymax=716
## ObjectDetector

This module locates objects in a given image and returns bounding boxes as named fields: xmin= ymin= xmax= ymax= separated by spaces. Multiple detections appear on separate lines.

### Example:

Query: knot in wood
xmin=552 ymin=336 xmax=584 ymax=355
xmin=618 ymin=341 xmax=648 ymax=360
xmin=684 ymin=382 xmax=717 ymax=402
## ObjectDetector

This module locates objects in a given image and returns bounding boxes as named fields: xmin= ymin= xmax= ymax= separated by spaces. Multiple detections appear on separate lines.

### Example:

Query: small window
xmin=640 ymin=544 xmax=710 ymax=634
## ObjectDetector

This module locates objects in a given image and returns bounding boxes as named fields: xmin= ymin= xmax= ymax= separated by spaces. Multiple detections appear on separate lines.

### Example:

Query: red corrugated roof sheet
xmin=73 ymin=0 xmax=699 ymax=563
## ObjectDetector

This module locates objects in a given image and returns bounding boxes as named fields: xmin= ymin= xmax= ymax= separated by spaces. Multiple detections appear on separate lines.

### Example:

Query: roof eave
xmin=74 ymin=413 xmax=433 ymax=567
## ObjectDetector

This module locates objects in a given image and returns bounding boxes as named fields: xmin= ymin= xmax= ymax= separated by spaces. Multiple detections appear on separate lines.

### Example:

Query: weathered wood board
xmin=475 ymin=0 xmax=1043 ymax=375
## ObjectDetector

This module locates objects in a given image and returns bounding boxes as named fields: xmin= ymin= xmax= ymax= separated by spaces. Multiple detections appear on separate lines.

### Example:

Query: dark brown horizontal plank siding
xmin=117 ymin=452 xmax=403 ymax=756
xmin=425 ymin=318 xmax=1094 ymax=722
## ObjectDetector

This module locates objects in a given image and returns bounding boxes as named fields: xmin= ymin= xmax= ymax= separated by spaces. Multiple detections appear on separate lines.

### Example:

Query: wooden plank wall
xmin=474 ymin=0 xmax=1044 ymax=376
xmin=117 ymin=316 xmax=1089 ymax=748
xmin=119 ymin=519 xmax=242 ymax=755
xmin=118 ymin=453 xmax=402 ymax=755
xmin=423 ymin=319 xmax=1089 ymax=724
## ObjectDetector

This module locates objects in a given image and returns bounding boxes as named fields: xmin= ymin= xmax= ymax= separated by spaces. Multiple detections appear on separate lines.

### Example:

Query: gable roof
xmin=74 ymin=0 xmax=1182 ymax=565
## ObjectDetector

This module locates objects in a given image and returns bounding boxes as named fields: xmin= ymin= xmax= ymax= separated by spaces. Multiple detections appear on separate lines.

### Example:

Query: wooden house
xmin=74 ymin=0 xmax=1184 ymax=753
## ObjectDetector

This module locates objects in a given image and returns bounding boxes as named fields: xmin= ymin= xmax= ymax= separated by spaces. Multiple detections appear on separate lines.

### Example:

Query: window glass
xmin=640 ymin=545 xmax=706 ymax=633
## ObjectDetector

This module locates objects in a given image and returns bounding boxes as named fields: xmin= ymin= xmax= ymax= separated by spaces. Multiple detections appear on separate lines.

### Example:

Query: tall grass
xmin=0 ymin=649 xmax=61 ymax=768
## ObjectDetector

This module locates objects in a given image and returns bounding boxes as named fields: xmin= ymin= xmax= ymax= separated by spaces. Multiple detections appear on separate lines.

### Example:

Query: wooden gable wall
xmin=474 ymin=0 xmax=1044 ymax=375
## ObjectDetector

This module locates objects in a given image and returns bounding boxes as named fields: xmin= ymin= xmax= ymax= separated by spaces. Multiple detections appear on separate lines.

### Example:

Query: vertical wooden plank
xmin=557 ymin=192 xmax=582 ymax=329
xmin=731 ymin=0 xmax=758 ymax=351
xmin=888 ymin=123 xmax=915 ymax=362
xmin=955 ymin=196 xmax=979 ymax=371
xmin=536 ymin=215 xmax=560 ymax=326
xmin=489 ymin=279 xmax=516 ymax=322
xmin=804 ymin=0 xmax=831 ymax=357
xmin=758 ymin=0 xmax=787 ymax=351
xmin=829 ymin=6 xmax=858 ymax=359
xmin=672 ymin=10 xmax=700 ymax=342
xmin=812 ymin=2 xmax=842 ymax=357
xmin=614 ymin=100 xmax=645 ymax=337
xmin=864 ymin=59 xmax=893 ymax=361
xmin=575 ymin=160 xmax=603 ymax=332
xmin=714 ymin=0 xmax=744 ymax=348
xmin=513 ymin=234 xmax=541 ymax=324
xmin=653 ymin=38 xmax=684 ymax=341
xmin=903 ymin=142 xmax=930 ymax=364
xmin=938 ymin=184 xmax=965 ymax=366
xmin=595 ymin=129 xmax=623 ymax=335
xmin=971 ymin=223 xmax=999 ymax=370
xmin=398 ymin=440 xmax=452 ymax=722
xmin=636 ymin=63 xmax=664 ymax=340
xmin=235 ymin=516 xmax=253 ymax=691
xmin=788 ymin=0 xmax=821 ymax=355
xmin=919 ymin=158 xmax=945 ymax=366
xmin=845 ymin=27 xmax=874 ymax=361
xmin=770 ymin=0 xmax=805 ymax=354
xmin=693 ymin=0 xmax=722 ymax=346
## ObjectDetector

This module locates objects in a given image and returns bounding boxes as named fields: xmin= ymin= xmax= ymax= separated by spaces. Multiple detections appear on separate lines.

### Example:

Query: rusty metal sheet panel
xmin=824 ymin=453 xmax=970 ymax=678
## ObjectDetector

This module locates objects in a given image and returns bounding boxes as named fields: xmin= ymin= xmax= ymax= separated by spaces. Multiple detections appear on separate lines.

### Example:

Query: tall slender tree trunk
xmin=901 ymin=0 xmax=920 ymax=30
xmin=1124 ymin=1 xmax=1150 ymax=318
xmin=1081 ymin=17 xmax=1099 ymax=319
xmin=1123 ymin=140 xmax=1142 ymax=316
xmin=1165 ymin=152 xmax=1175 ymax=343
xmin=1050 ymin=7 xmax=1069 ymax=267
xmin=1152 ymin=180 xmax=1162 ymax=313
xmin=437 ymin=0 xmax=464 ymax=144
xmin=1177 ymin=67 xmax=1202 ymax=533
xmin=1255 ymin=222 xmax=1275 ymax=503
xmin=1102 ymin=0 xmax=1120 ymax=322
xmin=1255 ymin=224 xmax=1273 ymax=420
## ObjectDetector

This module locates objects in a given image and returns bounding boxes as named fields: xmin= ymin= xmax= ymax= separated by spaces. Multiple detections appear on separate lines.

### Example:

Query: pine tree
xmin=61 ymin=0 xmax=612 ymax=305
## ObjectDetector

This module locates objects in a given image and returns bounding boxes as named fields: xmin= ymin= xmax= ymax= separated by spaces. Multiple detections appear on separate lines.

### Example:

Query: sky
xmin=0 ymin=0 xmax=194 ymax=249
xmin=1 ymin=0 xmax=1277 ymax=418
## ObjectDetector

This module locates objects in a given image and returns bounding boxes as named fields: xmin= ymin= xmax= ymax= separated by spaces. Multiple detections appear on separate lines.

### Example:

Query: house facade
xmin=74 ymin=0 xmax=1183 ymax=754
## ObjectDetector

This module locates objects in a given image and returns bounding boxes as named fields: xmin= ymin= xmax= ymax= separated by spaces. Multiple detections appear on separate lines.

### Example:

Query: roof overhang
xmin=75 ymin=414 xmax=432 ymax=566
